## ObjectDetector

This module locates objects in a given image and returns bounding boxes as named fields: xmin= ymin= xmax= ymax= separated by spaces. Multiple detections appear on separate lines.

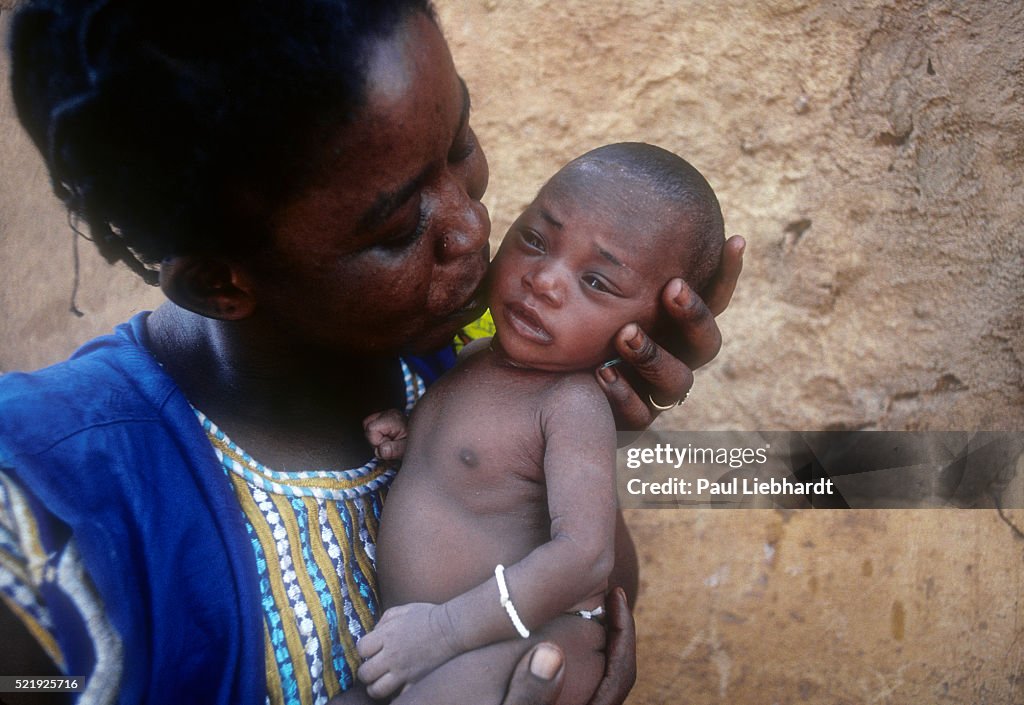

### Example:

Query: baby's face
xmin=488 ymin=169 xmax=682 ymax=371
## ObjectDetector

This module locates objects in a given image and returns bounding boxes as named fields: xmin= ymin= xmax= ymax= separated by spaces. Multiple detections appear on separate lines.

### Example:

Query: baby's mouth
xmin=504 ymin=301 xmax=553 ymax=344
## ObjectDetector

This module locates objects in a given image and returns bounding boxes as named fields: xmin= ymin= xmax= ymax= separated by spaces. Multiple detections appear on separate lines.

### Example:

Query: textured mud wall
xmin=1 ymin=1 xmax=1022 ymax=703
xmin=441 ymin=0 xmax=1024 ymax=433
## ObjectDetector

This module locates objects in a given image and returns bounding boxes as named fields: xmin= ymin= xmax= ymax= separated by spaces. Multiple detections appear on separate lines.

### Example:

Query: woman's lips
xmin=503 ymin=301 xmax=552 ymax=344
xmin=447 ymin=288 xmax=486 ymax=323
xmin=455 ymin=281 xmax=480 ymax=311
xmin=447 ymin=252 xmax=491 ymax=320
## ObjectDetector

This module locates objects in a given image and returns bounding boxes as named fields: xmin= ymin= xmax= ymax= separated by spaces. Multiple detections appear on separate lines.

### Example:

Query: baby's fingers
xmin=363 ymin=670 xmax=404 ymax=701
xmin=376 ymin=439 xmax=407 ymax=462
xmin=362 ymin=411 xmax=384 ymax=432
xmin=376 ymin=408 xmax=408 ymax=429
xmin=356 ymin=650 xmax=397 ymax=695
xmin=356 ymin=631 xmax=382 ymax=661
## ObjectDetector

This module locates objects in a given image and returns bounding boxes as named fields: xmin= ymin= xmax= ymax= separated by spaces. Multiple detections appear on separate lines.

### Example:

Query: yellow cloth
xmin=454 ymin=309 xmax=496 ymax=353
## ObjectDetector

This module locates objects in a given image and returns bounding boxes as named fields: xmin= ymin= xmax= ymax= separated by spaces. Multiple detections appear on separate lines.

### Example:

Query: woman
xmin=0 ymin=1 xmax=743 ymax=703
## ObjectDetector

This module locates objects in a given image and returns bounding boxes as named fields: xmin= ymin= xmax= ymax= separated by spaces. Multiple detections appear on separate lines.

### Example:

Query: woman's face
xmin=247 ymin=11 xmax=490 ymax=356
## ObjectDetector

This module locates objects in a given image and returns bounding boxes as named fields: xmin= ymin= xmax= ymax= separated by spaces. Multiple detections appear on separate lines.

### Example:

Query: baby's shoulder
xmin=539 ymin=371 xmax=610 ymax=418
xmin=545 ymin=369 xmax=603 ymax=394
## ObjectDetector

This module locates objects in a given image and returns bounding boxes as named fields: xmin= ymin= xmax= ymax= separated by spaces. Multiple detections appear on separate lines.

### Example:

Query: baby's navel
xmin=458 ymin=447 xmax=479 ymax=467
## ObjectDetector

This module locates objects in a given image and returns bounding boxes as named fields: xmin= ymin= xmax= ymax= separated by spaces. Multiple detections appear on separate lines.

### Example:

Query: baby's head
xmin=489 ymin=142 xmax=724 ymax=371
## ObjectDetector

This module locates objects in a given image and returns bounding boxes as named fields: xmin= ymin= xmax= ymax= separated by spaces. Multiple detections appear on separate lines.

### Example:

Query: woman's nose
xmin=436 ymin=187 xmax=490 ymax=262
xmin=523 ymin=263 xmax=564 ymax=306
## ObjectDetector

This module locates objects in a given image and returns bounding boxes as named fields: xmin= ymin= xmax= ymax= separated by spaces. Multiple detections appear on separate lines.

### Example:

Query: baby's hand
xmin=356 ymin=602 xmax=460 ymax=699
xmin=362 ymin=409 xmax=408 ymax=465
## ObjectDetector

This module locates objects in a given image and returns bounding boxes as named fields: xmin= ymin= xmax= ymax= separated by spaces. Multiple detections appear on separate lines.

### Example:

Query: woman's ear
xmin=158 ymin=256 xmax=257 ymax=320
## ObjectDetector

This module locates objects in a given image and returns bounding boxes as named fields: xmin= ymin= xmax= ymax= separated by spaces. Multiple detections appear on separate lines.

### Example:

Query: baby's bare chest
xmin=405 ymin=363 xmax=554 ymax=486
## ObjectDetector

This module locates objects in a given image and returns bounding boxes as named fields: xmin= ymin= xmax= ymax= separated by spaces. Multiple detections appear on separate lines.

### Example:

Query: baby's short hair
xmin=565 ymin=142 xmax=724 ymax=293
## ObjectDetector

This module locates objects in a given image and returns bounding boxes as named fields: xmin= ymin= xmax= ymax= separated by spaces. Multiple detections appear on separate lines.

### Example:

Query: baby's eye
xmin=582 ymin=275 xmax=613 ymax=294
xmin=520 ymin=230 xmax=546 ymax=252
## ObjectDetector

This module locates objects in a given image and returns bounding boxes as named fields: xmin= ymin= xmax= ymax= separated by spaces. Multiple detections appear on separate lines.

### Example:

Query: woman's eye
xmin=380 ymin=207 xmax=428 ymax=251
xmin=582 ymin=275 xmax=612 ymax=294
xmin=449 ymin=129 xmax=477 ymax=163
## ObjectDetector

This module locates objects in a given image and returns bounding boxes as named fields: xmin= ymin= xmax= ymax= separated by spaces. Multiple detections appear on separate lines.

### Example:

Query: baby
xmin=357 ymin=142 xmax=724 ymax=704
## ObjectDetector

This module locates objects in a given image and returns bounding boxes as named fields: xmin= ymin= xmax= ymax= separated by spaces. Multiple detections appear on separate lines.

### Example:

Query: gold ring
xmin=648 ymin=392 xmax=687 ymax=411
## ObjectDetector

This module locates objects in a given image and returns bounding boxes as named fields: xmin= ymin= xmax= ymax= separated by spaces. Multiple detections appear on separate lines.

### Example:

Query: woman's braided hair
xmin=10 ymin=0 xmax=432 ymax=284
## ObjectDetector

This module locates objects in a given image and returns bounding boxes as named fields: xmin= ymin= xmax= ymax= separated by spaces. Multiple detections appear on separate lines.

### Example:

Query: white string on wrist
xmin=494 ymin=564 xmax=530 ymax=638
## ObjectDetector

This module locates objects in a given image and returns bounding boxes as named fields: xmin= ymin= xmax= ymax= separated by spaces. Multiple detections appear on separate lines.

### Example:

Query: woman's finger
xmin=500 ymin=643 xmax=566 ymax=705
xmin=595 ymin=363 xmax=655 ymax=431
xmin=614 ymin=323 xmax=694 ymax=407
xmin=661 ymin=278 xmax=723 ymax=370
xmin=703 ymin=234 xmax=745 ymax=316
xmin=586 ymin=588 xmax=637 ymax=705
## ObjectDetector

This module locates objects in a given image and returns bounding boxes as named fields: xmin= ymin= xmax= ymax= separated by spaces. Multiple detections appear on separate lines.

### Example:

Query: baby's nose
xmin=525 ymin=263 xmax=565 ymax=306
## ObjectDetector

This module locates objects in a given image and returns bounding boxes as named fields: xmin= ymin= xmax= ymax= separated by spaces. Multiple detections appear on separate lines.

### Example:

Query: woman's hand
xmin=499 ymin=587 xmax=636 ymax=705
xmin=339 ymin=588 xmax=636 ymax=705
xmin=586 ymin=587 xmax=637 ymax=705
xmin=596 ymin=235 xmax=745 ymax=430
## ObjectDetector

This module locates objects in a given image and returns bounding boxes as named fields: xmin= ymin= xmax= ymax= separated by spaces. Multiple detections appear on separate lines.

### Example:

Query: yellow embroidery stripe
xmin=303 ymin=497 xmax=352 ymax=692
xmin=0 ymin=545 xmax=34 ymax=589
xmin=0 ymin=592 xmax=65 ymax=669
xmin=0 ymin=474 xmax=16 ymax=524
xmin=230 ymin=475 xmax=309 ymax=701
xmin=2 ymin=476 xmax=48 ymax=584
xmin=362 ymin=495 xmax=381 ymax=545
xmin=346 ymin=499 xmax=381 ymax=612
xmin=263 ymin=618 xmax=284 ymax=705
xmin=324 ymin=502 xmax=374 ymax=630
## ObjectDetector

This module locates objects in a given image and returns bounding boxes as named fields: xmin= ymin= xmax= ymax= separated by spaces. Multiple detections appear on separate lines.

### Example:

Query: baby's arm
xmin=357 ymin=377 xmax=617 ymax=698
xmin=485 ymin=376 xmax=619 ymax=622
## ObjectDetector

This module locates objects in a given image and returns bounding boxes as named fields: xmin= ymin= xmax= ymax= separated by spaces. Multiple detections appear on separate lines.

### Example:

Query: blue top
xmin=0 ymin=314 xmax=266 ymax=705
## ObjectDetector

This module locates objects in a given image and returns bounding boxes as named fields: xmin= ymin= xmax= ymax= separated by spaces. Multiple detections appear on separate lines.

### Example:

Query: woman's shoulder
xmin=0 ymin=313 xmax=180 ymax=458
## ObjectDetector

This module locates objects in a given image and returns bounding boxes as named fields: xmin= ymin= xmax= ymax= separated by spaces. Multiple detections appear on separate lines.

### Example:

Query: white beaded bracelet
xmin=494 ymin=564 xmax=530 ymax=638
